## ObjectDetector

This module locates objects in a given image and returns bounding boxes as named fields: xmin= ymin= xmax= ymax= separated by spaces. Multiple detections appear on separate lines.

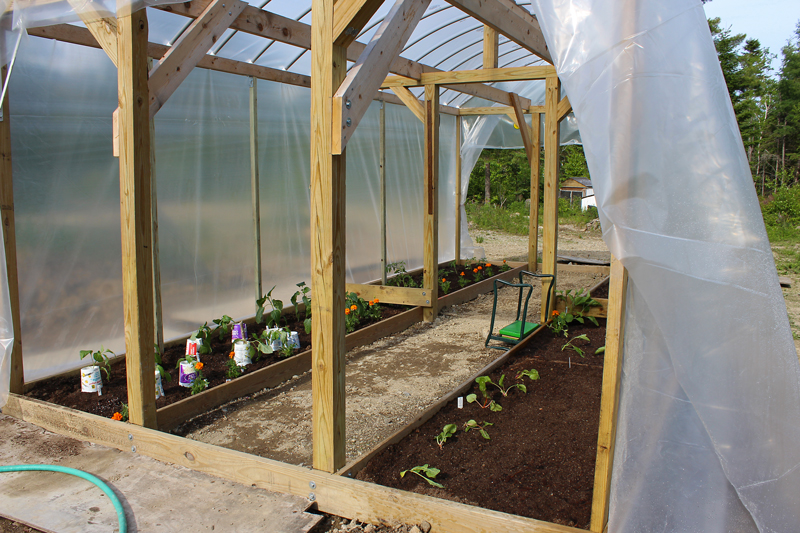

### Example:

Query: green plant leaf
xmin=517 ymin=383 xmax=527 ymax=394
xmin=498 ymin=374 xmax=505 ymax=388
xmin=595 ymin=346 xmax=606 ymax=355
xmin=466 ymin=393 xmax=477 ymax=403
xmin=479 ymin=429 xmax=490 ymax=440
xmin=489 ymin=401 xmax=502 ymax=412
xmin=79 ymin=350 xmax=91 ymax=359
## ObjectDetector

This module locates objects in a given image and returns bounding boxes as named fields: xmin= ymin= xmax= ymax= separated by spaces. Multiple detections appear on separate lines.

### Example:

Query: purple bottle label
xmin=232 ymin=323 xmax=247 ymax=341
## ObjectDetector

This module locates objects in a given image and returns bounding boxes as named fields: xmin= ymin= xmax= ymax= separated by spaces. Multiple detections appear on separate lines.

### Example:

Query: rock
xmin=363 ymin=525 xmax=376 ymax=533
xmin=525 ymin=198 xmax=531 ymax=208
xmin=410 ymin=526 xmax=422 ymax=533
xmin=419 ymin=521 xmax=432 ymax=533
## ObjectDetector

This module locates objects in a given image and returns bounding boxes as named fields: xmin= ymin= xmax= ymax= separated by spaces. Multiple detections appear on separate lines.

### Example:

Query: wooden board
xmin=346 ymin=283 xmax=431 ymax=307
xmin=389 ymin=86 xmax=425 ymax=122
xmin=4 ymin=394 xmax=583 ymax=533
xmin=483 ymin=26 xmax=499 ymax=69
xmin=590 ymin=258 xmax=627 ymax=532
xmin=117 ymin=9 xmax=157 ymax=429
xmin=455 ymin=116 xmax=462 ymax=265
xmin=250 ymin=78 xmax=263 ymax=304
xmin=383 ymin=66 xmax=556 ymax=88
xmin=459 ymin=105 xmax=545 ymax=116
xmin=422 ymin=84 xmax=439 ymax=322
xmin=540 ymin=76 xmax=560 ymax=322
xmin=528 ymin=111 xmax=541 ymax=272
xmin=557 ymin=255 xmax=610 ymax=266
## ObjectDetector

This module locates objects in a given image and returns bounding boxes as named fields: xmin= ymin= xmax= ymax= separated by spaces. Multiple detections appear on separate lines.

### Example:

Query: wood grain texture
xmin=0 ymin=66 xmax=23 ymax=394
xmin=389 ymin=86 xmax=425 ymax=122
xmin=444 ymin=0 xmax=551 ymax=62
xmin=455 ymin=115 xmax=462 ymax=265
xmin=540 ymin=76 xmax=559 ymax=322
xmin=148 ymin=57 xmax=164 ymax=356
xmin=383 ymin=66 xmax=556 ymax=87
xmin=510 ymin=92 xmax=533 ymax=162
xmin=117 ymin=9 xmax=156 ymax=428
xmin=557 ymin=96 xmax=572 ymax=121
xmin=333 ymin=0 xmax=386 ymax=47
xmin=5 ymin=394 xmax=584 ymax=533
xmin=345 ymin=283 xmax=431 ymax=307
xmin=310 ymin=0 xmax=347 ymax=471
xmin=459 ymin=105 xmax=544 ymax=116
xmin=333 ymin=0 xmax=431 ymax=153
xmin=528 ymin=111 xmax=541 ymax=272
xmin=380 ymin=102 xmax=388 ymax=284
xmin=422 ymin=84 xmax=439 ymax=322
xmin=482 ymin=25 xmax=498 ymax=69
xmin=67 ymin=0 xmax=118 ymax=66
xmin=148 ymin=0 xmax=246 ymax=117
xmin=250 ymin=78 xmax=263 ymax=304
xmin=590 ymin=258 xmax=627 ymax=532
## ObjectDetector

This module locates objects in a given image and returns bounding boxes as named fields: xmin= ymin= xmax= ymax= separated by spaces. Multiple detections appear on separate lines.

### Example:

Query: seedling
xmin=249 ymin=329 xmax=277 ymax=362
xmin=463 ymin=419 xmax=493 ymax=440
xmin=435 ymin=424 xmax=457 ymax=449
xmin=476 ymin=374 xmax=527 ymax=397
xmin=190 ymin=323 xmax=213 ymax=355
xmin=212 ymin=314 xmax=234 ymax=341
xmin=466 ymin=393 xmax=502 ymax=412
xmin=256 ymin=286 xmax=284 ymax=327
xmin=516 ymin=369 xmax=540 ymax=381
xmin=595 ymin=345 xmax=606 ymax=355
xmin=154 ymin=344 xmax=172 ymax=382
xmin=79 ymin=346 xmax=115 ymax=381
xmin=439 ymin=277 xmax=451 ymax=295
xmin=386 ymin=262 xmax=418 ymax=288
xmin=457 ymin=272 xmax=469 ymax=288
xmin=291 ymin=282 xmax=312 ymax=334
xmin=400 ymin=465 xmax=443 ymax=488
xmin=226 ymin=358 xmax=243 ymax=379
xmin=562 ymin=334 xmax=590 ymax=358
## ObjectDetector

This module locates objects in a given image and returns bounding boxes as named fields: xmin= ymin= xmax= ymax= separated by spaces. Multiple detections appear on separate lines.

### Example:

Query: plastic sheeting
xmin=0 ymin=201 xmax=16 ymax=408
xmin=5 ymin=35 xmax=456 ymax=387
xmin=529 ymin=0 xmax=800 ymax=531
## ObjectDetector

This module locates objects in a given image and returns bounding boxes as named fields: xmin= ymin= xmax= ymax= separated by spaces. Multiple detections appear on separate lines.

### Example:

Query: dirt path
xmin=174 ymin=227 xmax=608 ymax=467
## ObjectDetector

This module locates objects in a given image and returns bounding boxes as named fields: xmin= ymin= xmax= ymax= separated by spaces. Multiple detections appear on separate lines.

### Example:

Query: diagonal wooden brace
xmin=148 ymin=0 xmax=247 ymax=117
xmin=510 ymin=92 xmax=534 ymax=163
xmin=332 ymin=0 xmax=432 ymax=154
xmin=67 ymin=0 xmax=118 ymax=66
xmin=389 ymin=86 xmax=424 ymax=122
xmin=334 ymin=0 xmax=387 ymax=47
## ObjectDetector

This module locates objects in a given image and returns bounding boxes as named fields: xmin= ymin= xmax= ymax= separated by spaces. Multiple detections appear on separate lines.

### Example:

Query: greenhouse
xmin=0 ymin=0 xmax=799 ymax=531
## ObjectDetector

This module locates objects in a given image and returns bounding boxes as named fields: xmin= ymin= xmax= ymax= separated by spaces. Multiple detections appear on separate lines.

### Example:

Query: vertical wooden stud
xmin=118 ymin=9 xmax=157 ymax=429
xmin=0 ymin=65 xmax=23 ymax=394
xmin=149 ymin=58 xmax=164 ymax=356
xmin=482 ymin=26 xmax=499 ymax=69
xmin=380 ymin=101 xmax=387 ymax=286
xmin=250 ymin=77 xmax=263 ymax=302
xmin=590 ymin=256 xmax=628 ymax=532
xmin=528 ymin=111 xmax=541 ymax=272
xmin=311 ymin=0 xmax=347 ymax=472
xmin=541 ymin=76 xmax=560 ymax=322
xmin=422 ymin=84 xmax=439 ymax=323
xmin=454 ymin=115 xmax=462 ymax=266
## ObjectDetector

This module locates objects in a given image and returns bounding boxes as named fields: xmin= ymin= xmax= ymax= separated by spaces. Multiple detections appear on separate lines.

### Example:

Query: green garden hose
xmin=0 ymin=464 xmax=127 ymax=533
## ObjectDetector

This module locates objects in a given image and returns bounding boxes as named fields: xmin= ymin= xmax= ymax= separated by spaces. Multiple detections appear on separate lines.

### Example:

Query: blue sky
xmin=703 ymin=0 xmax=800 ymax=75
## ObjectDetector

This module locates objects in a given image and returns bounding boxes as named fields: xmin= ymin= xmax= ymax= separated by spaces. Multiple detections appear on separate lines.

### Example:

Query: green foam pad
xmin=498 ymin=320 xmax=539 ymax=339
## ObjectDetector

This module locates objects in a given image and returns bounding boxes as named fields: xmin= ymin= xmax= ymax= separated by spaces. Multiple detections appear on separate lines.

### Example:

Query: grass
xmin=466 ymin=200 xmax=598 ymax=236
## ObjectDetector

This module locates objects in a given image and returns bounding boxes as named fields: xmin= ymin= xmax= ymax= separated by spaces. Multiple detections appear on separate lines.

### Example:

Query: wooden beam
xmin=590 ymin=258 xmax=628 ymax=532
xmin=422 ymin=84 xmax=439 ymax=322
xmin=5 ymin=394 xmax=584 ymax=533
xmin=557 ymin=96 xmax=572 ymax=121
xmin=510 ymin=92 xmax=533 ymax=162
xmin=454 ymin=115 xmax=462 ymax=265
xmin=67 ymin=0 xmax=118 ymax=67
xmin=149 ymin=58 xmax=164 ymax=356
xmin=333 ymin=0 xmax=386 ymax=47
xmin=117 ymin=8 xmax=156 ymax=428
xmin=148 ymin=0 xmax=247 ymax=117
xmin=459 ymin=105 xmax=544 ymax=116
xmin=540 ymin=75 xmax=559 ymax=322
xmin=483 ymin=25 xmax=498 ymax=69
xmin=332 ymin=0 xmax=431 ymax=154
xmin=250 ymin=77 xmax=263 ymax=305
xmin=389 ymin=86 xmax=425 ymax=122
xmin=0 ymin=66 xmax=23 ymax=394
xmin=345 ymin=284 xmax=432 ymax=307
xmin=379 ymin=102 xmax=387 ymax=285
xmin=310 ymin=0 xmax=347 ymax=472
xmin=444 ymin=0 xmax=551 ymax=62
xmin=529 ymin=111 xmax=541 ymax=271
xmin=377 ymin=89 xmax=460 ymax=115
xmin=383 ymin=65 xmax=556 ymax=88
xmin=155 ymin=1 xmax=526 ymax=107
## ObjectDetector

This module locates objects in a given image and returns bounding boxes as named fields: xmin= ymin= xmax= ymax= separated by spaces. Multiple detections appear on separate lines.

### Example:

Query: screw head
xmin=309 ymin=481 xmax=316 ymax=489
xmin=131 ymin=445 xmax=136 ymax=453
xmin=346 ymin=118 xmax=352 ymax=127
xmin=426 ymin=300 xmax=430 ymax=304
xmin=128 ymin=434 xmax=133 ymax=440
xmin=308 ymin=492 xmax=316 ymax=501
xmin=345 ymin=100 xmax=351 ymax=109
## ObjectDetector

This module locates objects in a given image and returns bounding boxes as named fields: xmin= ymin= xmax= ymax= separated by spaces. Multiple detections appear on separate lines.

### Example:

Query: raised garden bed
xmin=353 ymin=319 xmax=606 ymax=530
xmin=24 ymin=262 xmax=528 ymax=428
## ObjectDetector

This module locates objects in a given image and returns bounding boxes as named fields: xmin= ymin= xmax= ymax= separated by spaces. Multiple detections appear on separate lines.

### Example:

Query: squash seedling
xmin=400 ymin=465 xmax=443 ymax=488
xmin=466 ymin=393 xmax=502 ymax=412
xmin=190 ymin=323 xmax=213 ymax=355
xmin=463 ymin=419 xmax=493 ymax=440
xmin=562 ymin=334 xmax=590 ymax=358
xmin=256 ymin=286 xmax=284 ymax=327
xmin=435 ymin=424 xmax=457 ymax=449
xmin=79 ymin=346 xmax=115 ymax=381
xmin=212 ymin=315 xmax=234 ymax=341
xmin=291 ymin=281 xmax=312 ymax=334
xmin=476 ymin=374 xmax=527 ymax=397
xmin=516 ymin=368 xmax=540 ymax=381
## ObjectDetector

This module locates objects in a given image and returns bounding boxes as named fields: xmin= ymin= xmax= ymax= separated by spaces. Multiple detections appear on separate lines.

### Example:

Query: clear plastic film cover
xmin=529 ymin=0 xmax=800 ymax=531
xmin=0 ymin=208 xmax=15 ymax=408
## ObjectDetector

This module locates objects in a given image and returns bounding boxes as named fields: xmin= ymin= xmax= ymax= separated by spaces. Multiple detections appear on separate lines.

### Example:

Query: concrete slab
xmin=0 ymin=414 xmax=322 ymax=533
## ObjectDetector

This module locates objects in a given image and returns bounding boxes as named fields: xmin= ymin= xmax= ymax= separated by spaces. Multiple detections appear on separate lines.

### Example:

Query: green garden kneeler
xmin=485 ymin=271 xmax=554 ymax=351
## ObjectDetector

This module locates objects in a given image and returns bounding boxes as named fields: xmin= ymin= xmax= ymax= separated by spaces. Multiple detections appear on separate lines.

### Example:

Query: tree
xmin=777 ymin=22 xmax=800 ymax=182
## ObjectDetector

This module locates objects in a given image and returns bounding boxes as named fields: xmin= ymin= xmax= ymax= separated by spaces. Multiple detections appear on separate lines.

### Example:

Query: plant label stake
xmin=185 ymin=339 xmax=200 ymax=361
xmin=458 ymin=397 xmax=463 ymax=409
xmin=155 ymin=369 xmax=164 ymax=399
xmin=178 ymin=362 xmax=197 ymax=387
xmin=80 ymin=366 xmax=102 ymax=396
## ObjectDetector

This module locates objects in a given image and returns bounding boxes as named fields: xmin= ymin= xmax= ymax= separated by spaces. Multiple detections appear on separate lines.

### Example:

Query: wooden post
xmin=250 ymin=77 xmax=263 ymax=302
xmin=540 ymin=75 xmax=559 ymax=322
xmin=0 ymin=65 xmax=23 ymax=394
xmin=590 ymin=256 xmax=628 ymax=532
xmin=422 ymin=84 xmax=439 ymax=323
xmin=482 ymin=26 xmax=499 ymax=69
xmin=118 ymin=9 xmax=157 ymax=429
xmin=380 ymin=101 xmax=387 ymax=285
xmin=528 ymin=111 xmax=541 ymax=272
xmin=454 ymin=115 xmax=462 ymax=265
xmin=148 ymin=58 xmax=164 ymax=356
xmin=310 ymin=0 xmax=347 ymax=473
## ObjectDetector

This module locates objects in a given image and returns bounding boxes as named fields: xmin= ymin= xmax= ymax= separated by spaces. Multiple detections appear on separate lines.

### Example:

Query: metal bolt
xmin=131 ymin=445 xmax=136 ymax=453
xmin=309 ymin=481 xmax=316 ymax=489
xmin=346 ymin=118 xmax=352 ymax=127
xmin=345 ymin=100 xmax=351 ymax=109
xmin=128 ymin=434 xmax=133 ymax=440
xmin=308 ymin=492 xmax=316 ymax=501
xmin=426 ymin=300 xmax=430 ymax=304
xmin=422 ymin=291 xmax=426 ymax=296
xmin=229 ymin=11 xmax=232 ymax=15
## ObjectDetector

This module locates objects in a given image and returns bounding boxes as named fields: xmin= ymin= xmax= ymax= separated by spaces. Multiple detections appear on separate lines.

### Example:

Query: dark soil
xmin=24 ymin=264 xmax=513 ymax=420
xmin=589 ymin=278 xmax=609 ymax=299
xmin=356 ymin=320 xmax=606 ymax=530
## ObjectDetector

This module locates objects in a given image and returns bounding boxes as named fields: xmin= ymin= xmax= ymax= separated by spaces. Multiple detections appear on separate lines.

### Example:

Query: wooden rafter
xmin=156 ymin=0 xmax=527 ymax=107
xmin=510 ymin=92 xmax=533 ymax=163
xmin=459 ymin=104 xmax=545 ymax=115
xmin=444 ymin=0 xmax=551 ymax=63
xmin=483 ymin=25 xmax=499 ymax=69
xmin=333 ymin=0 xmax=386 ymax=47
xmin=382 ymin=65 xmax=556 ymax=87
xmin=148 ymin=0 xmax=247 ymax=117
xmin=558 ymin=95 xmax=572 ymax=121
xmin=67 ymin=0 xmax=118 ymax=67
xmin=333 ymin=0 xmax=432 ymax=154
xmin=389 ymin=86 xmax=425 ymax=122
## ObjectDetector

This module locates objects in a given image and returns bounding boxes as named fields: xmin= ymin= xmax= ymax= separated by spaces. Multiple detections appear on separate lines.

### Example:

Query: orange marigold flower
xmin=442 ymin=278 xmax=446 ymax=282
xmin=552 ymin=310 xmax=560 ymax=316
xmin=486 ymin=263 xmax=492 ymax=267
xmin=345 ymin=308 xmax=351 ymax=315
xmin=473 ymin=268 xmax=478 ymax=273
xmin=229 ymin=351 xmax=235 ymax=359
xmin=195 ymin=362 xmax=204 ymax=370
xmin=503 ymin=259 xmax=507 ymax=263
xmin=351 ymin=304 xmax=357 ymax=311
xmin=373 ymin=298 xmax=379 ymax=303
xmin=112 ymin=412 xmax=123 ymax=421
xmin=477 ymin=266 xmax=483 ymax=270
xmin=460 ymin=272 xmax=465 ymax=276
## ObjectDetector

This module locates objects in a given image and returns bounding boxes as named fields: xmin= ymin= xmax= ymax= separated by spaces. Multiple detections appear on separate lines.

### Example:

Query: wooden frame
xmin=382 ymin=65 xmax=556 ymax=88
